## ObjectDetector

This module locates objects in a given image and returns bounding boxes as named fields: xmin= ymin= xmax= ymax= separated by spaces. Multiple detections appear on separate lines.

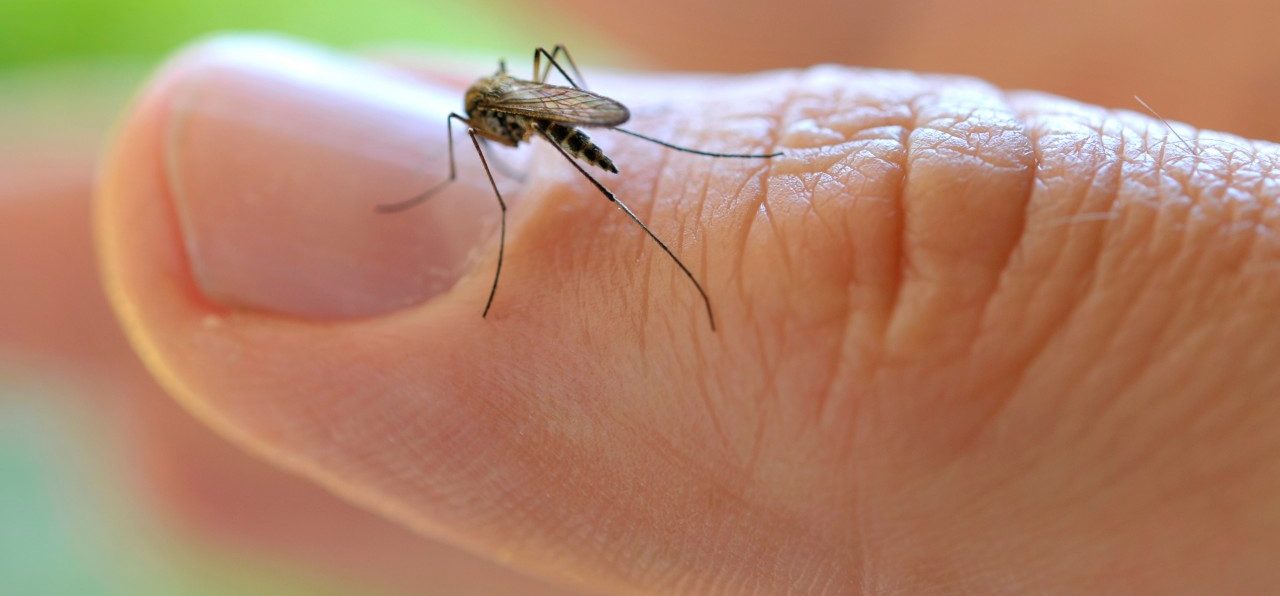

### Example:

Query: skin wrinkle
xmin=747 ymin=83 xmax=942 ymax=590
xmin=825 ymin=129 xmax=915 ymax=575
xmin=1088 ymin=308 xmax=1201 ymax=499
xmin=659 ymin=79 xmax=792 ymax=471
xmin=908 ymin=112 xmax=1133 ymax=564
xmin=614 ymin=82 xmax=1264 ymax=585
xmin=805 ymin=170 xmax=849 ymax=247
xmin=665 ymin=132 xmax=695 ymax=328
xmin=1091 ymin=153 xmax=1275 ymax=499
xmin=744 ymin=310 xmax=777 ymax=474
xmin=1075 ymin=157 xmax=1274 ymax=532
xmin=1191 ymin=148 xmax=1255 ymax=275
xmin=1034 ymin=130 xmax=1105 ymax=247
xmin=779 ymin=75 xmax=854 ymax=279
xmin=541 ymin=143 xmax=639 ymax=329
xmin=530 ymin=367 xmax=838 ymax=593
xmin=756 ymin=182 xmax=793 ymax=279
xmin=675 ymin=151 xmax=727 ymax=452
xmin=1219 ymin=144 xmax=1268 ymax=277
xmin=685 ymin=118 xmax=738 ymax=460
xmin=773 ymin=90 xmax=855 ymax=434
xmin=1064 ymin=134 xmax=1176 ymax=451
xmin=117 ymin=47 xmax=1280 ymax=590
xmin=811 ymin=195 xmax=852 ymax=432
xmin=308 ymin=383 xmax=524 ymax=561
xmin=630 ymin=112 xmax=678 ymax=350
xmin=1031 ymin=117 xmax=1126 ymax=380
xmin=972 ymin=120 xmax=1116 ymax=444
xmin=1117 ymin=334 xmax=1242 ymax=499
xmin=1022 ymin=117 xmax=1132 ymax=446
xmin=881 ymin=97 xmax=918 ymax=350
xmin=951 ymin=101 xmax=1035 ymax=446
xmin=872 ymin=89 xmax=1039 ymax=452
xmin=819 ymin=146 xmax=911 ymax=445
xmin=1084 ymin=126 xmax=1206 ymax=422
xmin=814 ymin=157 xmax=899 ymax=431
xmin=729 ymin=72 xmax=801 ymax=308
xmin=737 ymin=78 xmax=912 ymax=441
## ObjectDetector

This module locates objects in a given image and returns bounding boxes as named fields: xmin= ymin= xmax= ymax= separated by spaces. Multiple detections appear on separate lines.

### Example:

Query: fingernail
xmin=164 ymin=37 xmax=495 ymax=318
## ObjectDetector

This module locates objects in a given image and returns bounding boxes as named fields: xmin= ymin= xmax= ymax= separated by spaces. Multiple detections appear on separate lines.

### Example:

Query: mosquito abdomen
xmin=540 ymin=121 xmax=617 ymax=174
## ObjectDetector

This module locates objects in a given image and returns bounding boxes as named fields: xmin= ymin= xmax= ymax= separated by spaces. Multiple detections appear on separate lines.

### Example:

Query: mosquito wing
xmin=481 ymin=80 xmax=630 ymax=127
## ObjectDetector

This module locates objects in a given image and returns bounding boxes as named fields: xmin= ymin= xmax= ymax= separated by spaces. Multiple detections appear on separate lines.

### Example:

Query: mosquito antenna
xmin=1134 ymin=95 xmax=1193 ymax=154
xmin=538 ymin=128 xmax=717 ymax=331
xmin=613 ymin=127 xmax=782 ymax=159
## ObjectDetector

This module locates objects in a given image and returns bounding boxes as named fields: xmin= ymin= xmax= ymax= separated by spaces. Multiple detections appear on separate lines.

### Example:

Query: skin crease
xmin=87 ymin=34 xmax=1280 ymax=594
xmin=2 ymin=1 xmax=1279 ymax=593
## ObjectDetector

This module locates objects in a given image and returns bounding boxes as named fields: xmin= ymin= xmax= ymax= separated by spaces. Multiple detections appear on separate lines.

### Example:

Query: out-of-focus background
xmin=3 ymin=1 xmax=1278 ymax=594
xmin=2 ymin=3 xmax=585 ymax=594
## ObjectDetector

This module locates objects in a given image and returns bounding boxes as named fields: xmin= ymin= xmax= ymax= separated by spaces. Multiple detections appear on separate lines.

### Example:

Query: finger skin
xmin=99 ymin=36 xmax=1280 ymax=593
xmin=132 ymin=391 xmax=578 ymax=595
xmin=0 ymin=70 xmax=583 ymax=596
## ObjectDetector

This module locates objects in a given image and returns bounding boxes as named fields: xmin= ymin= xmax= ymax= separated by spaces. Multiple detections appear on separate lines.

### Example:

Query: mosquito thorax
xmin=464 ymin=73 xmax=515 ymax=116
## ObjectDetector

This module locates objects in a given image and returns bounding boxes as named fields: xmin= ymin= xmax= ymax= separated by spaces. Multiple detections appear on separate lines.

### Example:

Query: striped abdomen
xmin=538 ymin=121 xmax=617 ymax=174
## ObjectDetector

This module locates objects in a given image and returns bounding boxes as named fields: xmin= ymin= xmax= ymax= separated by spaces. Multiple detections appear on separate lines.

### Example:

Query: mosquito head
xmin=464 ymin=76 xmax=502 ymax=116
xmin=464 ymin=85 xmax=482 ymax=116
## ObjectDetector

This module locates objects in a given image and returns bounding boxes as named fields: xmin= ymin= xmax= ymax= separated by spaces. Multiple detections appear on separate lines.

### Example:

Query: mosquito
xmin=375 ymin=45 xmax=782 ymax=331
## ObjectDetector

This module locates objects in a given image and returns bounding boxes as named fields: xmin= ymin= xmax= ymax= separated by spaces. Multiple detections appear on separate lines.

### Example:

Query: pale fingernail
xmin=164 ymin=36 xmax=495 ymax=318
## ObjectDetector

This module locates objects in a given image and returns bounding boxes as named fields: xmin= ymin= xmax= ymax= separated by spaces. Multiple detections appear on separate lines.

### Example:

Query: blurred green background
xmin=0 ymin=2 xmax=596 ymax=594
xmin=0 ymin=0 xmax=556 ymax=68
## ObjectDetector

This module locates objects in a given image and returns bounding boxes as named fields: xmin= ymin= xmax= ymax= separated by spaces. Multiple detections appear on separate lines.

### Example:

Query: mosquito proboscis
xmin=376 ymin=45 xmax=783 ymax=331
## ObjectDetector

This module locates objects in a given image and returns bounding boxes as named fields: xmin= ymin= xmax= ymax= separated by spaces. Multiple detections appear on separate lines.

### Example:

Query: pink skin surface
xmin=0 ymin=55 xmax=574 ymax=596
xmin=6 ymin=3 xmax=1280 ymax=593
xmin=86 ymin=33 xmax=1280 ymax=594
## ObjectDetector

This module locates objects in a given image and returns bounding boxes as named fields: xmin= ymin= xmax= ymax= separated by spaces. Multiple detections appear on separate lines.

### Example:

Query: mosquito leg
xmin=376 ymin=112 xmax=471 ymax=213
xmin=532 ymin=46 xmax=586 ymax=90
xmin=612 ymin=127 xmax=783 ymax=159
xmin=479 ymin=137 xmax=528 ymax=182
xmin=534 ymin=45 xmax=589 ymax=90
xmin=537 ymin=129 xmax=716 ymax=331
xmin=468 ymin=130 xmax=508 ymax=319
xmin=550 ymin=45 xmax=587 ymax=89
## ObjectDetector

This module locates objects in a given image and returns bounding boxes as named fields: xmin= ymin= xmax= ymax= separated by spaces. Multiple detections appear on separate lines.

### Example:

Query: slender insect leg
xmin=478 ymin=137 xmax=527 ymax=182
xmin=376 ymin=112 xmax=471 ymax=213
xmin=468 ymin=130 xmax=508 ymax=319
xmin=533 ymin=45 xmax=587 ymax=90
xmin=537 ymin=129 xmax=716 ymax=331
xmin=547 ymin=45 xmax=587 ymax=89
xmin=612 ymin=127 xmax=784 ymax=159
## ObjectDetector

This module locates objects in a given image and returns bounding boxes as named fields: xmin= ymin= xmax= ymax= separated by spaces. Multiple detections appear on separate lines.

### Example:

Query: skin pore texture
xmin=87 ymin=35 xmax=1280 ymax=593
